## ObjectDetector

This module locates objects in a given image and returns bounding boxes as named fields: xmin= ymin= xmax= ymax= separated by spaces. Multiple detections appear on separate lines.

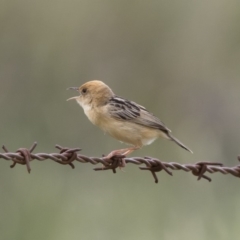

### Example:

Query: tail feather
xmin=167 ymin=133 xmax=193 ymax=153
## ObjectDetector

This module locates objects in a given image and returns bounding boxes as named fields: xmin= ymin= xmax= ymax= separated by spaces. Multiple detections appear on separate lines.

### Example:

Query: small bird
xmin=67 ymin=80 xmax=192 ymax=160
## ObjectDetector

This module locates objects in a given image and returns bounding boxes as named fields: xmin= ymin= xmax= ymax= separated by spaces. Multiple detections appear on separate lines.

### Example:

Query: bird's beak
xmin=67 ymin=87 xmax=80 ymax=101
xmin=67 ymin=96 xmax=79 ymax=101
xmin=67 ymin=87 xmax=79 ymax=91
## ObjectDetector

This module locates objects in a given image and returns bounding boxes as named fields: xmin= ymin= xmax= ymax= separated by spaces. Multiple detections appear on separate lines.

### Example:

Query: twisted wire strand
xmin=1 ymin=142 xmax=240 ymax=183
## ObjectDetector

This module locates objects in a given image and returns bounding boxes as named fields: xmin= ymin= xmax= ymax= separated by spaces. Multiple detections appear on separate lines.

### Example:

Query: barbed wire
xmin=0 ymin=142 xmax=240 ymax=183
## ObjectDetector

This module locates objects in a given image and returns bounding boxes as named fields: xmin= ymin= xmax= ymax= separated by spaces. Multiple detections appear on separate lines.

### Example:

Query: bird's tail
xmin=167 ymin=133 xmax=193 ymax=153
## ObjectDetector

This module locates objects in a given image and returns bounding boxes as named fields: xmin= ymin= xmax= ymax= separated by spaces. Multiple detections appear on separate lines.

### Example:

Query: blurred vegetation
xmin=1 ymin=0 xmax=240 ymax=239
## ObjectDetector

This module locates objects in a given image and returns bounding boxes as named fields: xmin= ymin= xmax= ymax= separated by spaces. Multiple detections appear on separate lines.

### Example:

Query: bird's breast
xmin=80 ymin=103 xmax=166 ymax=147
xmin=76 ymin=101 xmax=98 ymax=125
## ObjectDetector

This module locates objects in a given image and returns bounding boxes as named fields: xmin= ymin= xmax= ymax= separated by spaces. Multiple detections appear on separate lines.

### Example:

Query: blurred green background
xmin=1 ymin=0 xmax=240 ymax=239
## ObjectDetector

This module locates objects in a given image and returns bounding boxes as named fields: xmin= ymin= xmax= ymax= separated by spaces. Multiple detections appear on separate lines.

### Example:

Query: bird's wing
xmin=108 ymin=96 xmax=171 ymax=133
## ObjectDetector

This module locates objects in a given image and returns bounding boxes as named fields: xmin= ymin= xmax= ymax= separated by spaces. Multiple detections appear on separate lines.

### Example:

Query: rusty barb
xmin=1 ymin=142 xmax=240 ymax=183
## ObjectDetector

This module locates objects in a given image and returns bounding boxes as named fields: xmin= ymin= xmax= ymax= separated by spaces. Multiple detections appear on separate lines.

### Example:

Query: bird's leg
xmin=104 ymin=146 xmax=140 ymax=168
xmin=121 ymin=146 xmax=140 ymax=156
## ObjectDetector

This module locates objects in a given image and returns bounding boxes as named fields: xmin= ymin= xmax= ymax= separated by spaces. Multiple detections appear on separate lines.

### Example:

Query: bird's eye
xmin=82 ymin=88 xmax=87 ymax=94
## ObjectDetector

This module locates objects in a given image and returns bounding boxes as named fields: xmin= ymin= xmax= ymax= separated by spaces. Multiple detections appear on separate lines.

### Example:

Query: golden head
xmin=67 ymin=80 xmax=114 ymax=109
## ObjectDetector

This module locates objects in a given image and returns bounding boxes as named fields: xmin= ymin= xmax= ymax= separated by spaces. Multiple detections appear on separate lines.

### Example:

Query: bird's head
xmin=67 ymin=80 xmax=114 ymax=110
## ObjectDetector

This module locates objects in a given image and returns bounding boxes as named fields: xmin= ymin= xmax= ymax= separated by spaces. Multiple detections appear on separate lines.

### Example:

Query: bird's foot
xmin=103 ymin=146 xmax=140 ymax=168
xmin=103 ymin=150 xmax=126 ymax=168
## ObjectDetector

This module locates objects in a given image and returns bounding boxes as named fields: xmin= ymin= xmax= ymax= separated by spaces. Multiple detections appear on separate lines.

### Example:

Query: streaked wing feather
xmin=108 ymin=96 xmax=171 ymax=133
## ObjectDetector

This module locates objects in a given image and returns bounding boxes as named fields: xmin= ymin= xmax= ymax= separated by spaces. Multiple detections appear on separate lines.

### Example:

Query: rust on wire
xmin=1 ymin=142 xmax=240 ymax=183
